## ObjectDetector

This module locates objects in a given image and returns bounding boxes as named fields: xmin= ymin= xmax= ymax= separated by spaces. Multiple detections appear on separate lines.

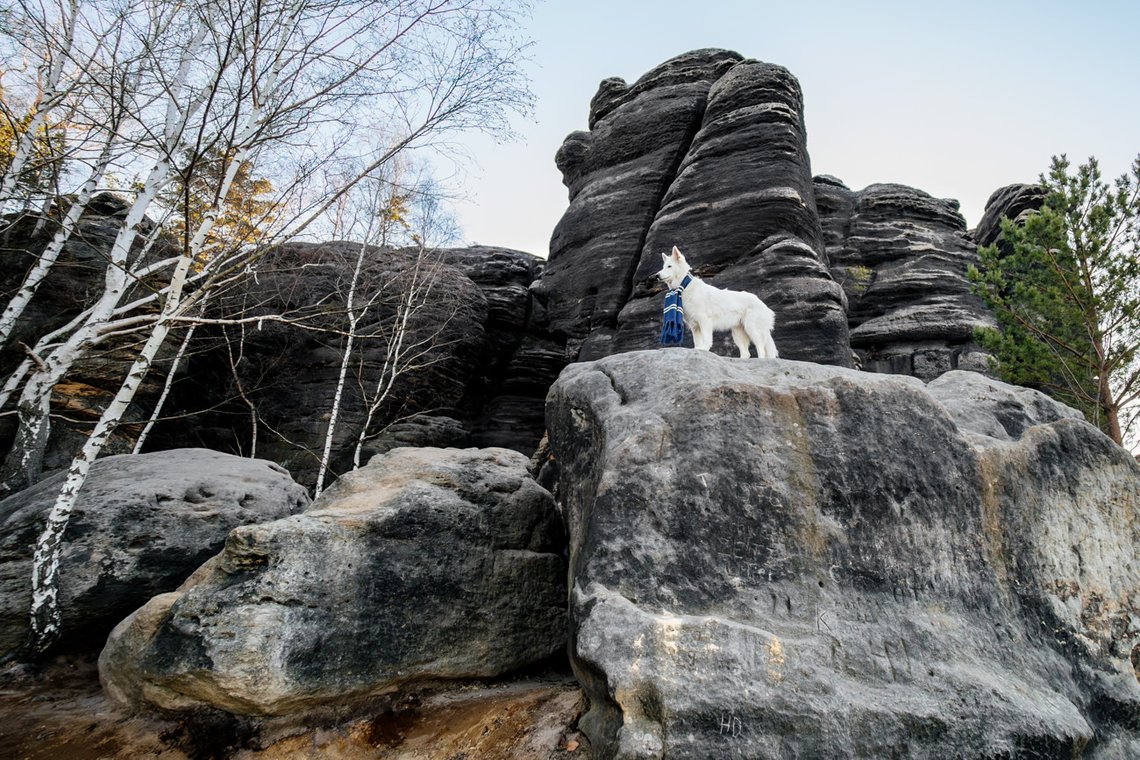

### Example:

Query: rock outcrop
xmin=148 ymin=244 xmax=549 ymax=486
xmin=972 ymin=183 xmax=1047 ymax=249
xmin=0 ymin=194 xmax=175 ymax=477
xmin=534 ymin=49 xmax=852 ymax=366
xmin=547 ymin=349 xmax=1139 ymax=758
xmin=0 ymin=449 xmax=308 ymax=657
xmin=100 ymin=447 xmax=567 ymax=717
xmin=3 ymin=54 xmax=1015 ymax=497
xmin=814 ymin=177 xmax=997 ymax=379
xmin=441 ymin=246 xmax=552 ymax=451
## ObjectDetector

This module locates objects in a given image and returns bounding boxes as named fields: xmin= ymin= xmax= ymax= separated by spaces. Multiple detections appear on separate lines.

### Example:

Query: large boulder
xmin=815 ymin=177 xmax=997 ymax=379
xmin=547 ymin=349 xmax=1139 ymax=758
xmin=534 ymin=49 xmax=851 ymax=367
xmin=0 ymin=449 xmax=308 ymax=658
xmin=99 ymin=447 xmax=567 ymax=717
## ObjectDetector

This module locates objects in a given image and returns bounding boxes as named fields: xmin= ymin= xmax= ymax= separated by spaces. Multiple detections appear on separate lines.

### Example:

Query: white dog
xmin=657 ymin=246 xmax=778 ymax=359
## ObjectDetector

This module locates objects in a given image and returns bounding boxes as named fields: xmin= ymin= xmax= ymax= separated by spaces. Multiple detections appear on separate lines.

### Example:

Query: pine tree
xmin=163 ymin=147 xmax=277 ymax=264
xmin=0 ymin=90 xmax=69 ymax=206
xmin=970 ymin=154 xmax=1140 ymax=446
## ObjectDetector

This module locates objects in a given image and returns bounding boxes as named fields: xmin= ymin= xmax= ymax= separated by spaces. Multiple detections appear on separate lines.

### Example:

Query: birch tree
xmin=311 ymin=166 xmax=461 ymax=495
xmin=350 ymin=191 xmax=465 ymax=470
xmin=2 ymin=0 xmax=532 ymax=654
xmin=0 ymin=0 xmax=82 ymax=212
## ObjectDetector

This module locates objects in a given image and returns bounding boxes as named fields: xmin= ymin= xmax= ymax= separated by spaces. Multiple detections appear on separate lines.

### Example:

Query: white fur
xmin=657 ymin=245 xmax=778 ymax=359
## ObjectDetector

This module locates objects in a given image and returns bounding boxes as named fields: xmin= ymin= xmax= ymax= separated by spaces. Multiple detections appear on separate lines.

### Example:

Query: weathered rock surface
xmin=815 ymin=177 xmax=997 ymax=379
xmin=149 ymin=244 xmax=550 ymax=486
xmin=441 ymin=246 xmax=552 ymax=451
xmin=0 ymin=449 xmax=308 ymax=658
xmin=100 ymin=447 xmax=567 ymax=717
xmin=547 ymin=349 xmax=1139 ymax=758
xmin=534 ymin=49 xmax=742 ymax=353
xmin=972 ymin=183 xmax=1047 ymax=249
xmin=535 ymin=49 xmax=851 ymax=366
xmin=0 ymin=195 xmax=174 ymax=480
xmin=1 ymin=655 xmax=586 ymax=760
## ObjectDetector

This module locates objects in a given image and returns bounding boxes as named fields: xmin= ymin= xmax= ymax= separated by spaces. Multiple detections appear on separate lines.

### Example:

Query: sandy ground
xmin=0 ymin=656 xmax=589 ymax=759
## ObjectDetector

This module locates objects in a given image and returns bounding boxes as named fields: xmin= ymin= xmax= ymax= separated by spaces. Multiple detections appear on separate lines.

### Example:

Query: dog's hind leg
xmin=744 ymin=311 xmax=779 ymax=359
xmin=759 ymin=332 xmax=779 ymax=359
xmin=731 ymin=325 xmax=752 ymax=358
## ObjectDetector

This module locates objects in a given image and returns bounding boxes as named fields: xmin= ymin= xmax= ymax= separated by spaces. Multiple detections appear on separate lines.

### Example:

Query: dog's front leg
xmin=690 ymin=323 xmax=713 ymax=351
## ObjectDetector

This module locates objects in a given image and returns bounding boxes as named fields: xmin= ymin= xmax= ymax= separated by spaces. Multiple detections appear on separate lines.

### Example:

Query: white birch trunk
xmin=314 ymin=238 xmax=368 ymax=496
xmin=24 ymin=11 xmax=278 ymax=644
xmin=131 ymin=321 xmax=196 ymax=454
xmin=0 ymin=137 xmax=119 ymax=348
xmin=1 ymin=24 xmax=212 ymax=491
xmin=353 ymin=277 xmax=416 ymax=468
xmin=27 ymin=216 xmax=200 ymax=650
xmin=0 ymin=156 xmax=174 ymax=492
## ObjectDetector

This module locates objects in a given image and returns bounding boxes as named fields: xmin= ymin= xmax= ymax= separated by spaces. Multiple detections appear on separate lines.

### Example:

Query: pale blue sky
xmin=449 ymin=0 xmax=1140 ymax=257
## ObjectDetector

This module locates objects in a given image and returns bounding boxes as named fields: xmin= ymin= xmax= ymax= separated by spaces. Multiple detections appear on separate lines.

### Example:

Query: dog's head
xmin=657 ymin=246 xmax=691 ymax=287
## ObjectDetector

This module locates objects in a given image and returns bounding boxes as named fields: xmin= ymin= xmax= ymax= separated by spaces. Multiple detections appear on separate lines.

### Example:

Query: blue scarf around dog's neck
xmin=660 ymin=273 xmax=693 ymax=346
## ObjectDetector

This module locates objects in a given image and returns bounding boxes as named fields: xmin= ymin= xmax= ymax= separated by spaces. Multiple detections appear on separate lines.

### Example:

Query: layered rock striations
xmin=815 ymin=177 xmax=997 ymax=379
xmin=0 ymin=449 xmax=308 ymax=657
xmin=441 ymin=246 xmax=554 ymax=451
xmin=100 ymin=447 xmax=567 ymax=717
xmin=533 ymin=49 xmax=743 ymax=356
xmin=547 ymin=349 xmax=1139 ymax=759
xmin=535 ymin=49 xmax=852 ymax=366
xmin=972 ymin=183 xmax=1048 ymax=249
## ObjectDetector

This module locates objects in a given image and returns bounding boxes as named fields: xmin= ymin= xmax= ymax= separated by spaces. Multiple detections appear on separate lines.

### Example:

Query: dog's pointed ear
xmin=661 ymin=252 xmax=668 ymax=262
xmin=671 ymin=246 xmax=682 ymax=261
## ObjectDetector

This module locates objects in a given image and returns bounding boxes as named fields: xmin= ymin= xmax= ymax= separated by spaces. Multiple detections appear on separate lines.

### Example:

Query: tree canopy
xmin=970 ymin=154 xmax=1140 ymax=446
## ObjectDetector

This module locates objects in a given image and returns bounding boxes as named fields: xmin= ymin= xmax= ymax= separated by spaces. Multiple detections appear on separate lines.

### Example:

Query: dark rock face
xmin=534 ymin=50 xmax=742 ymax=355
xmin=2 ymin=209 xmax=551 ymax=489
xmin=972 ymin=183 xmax=1047 ymax=249
xmin=815 ymin=177 xmax=997 ymax=379
xmin=151 ymin=244 xmax=548 ymax=486
xmin=440 ymin=247 xmax=551 ymax=451
xmin=100 ymin=447 xmax=567 ymax=717
xmin=547 ymin=350 xmax=1139 ymax=759
xmin=535 ymin=49 xmax=851 ymax=366
xmin=0 ymin=449 xmax=308 ymax=657
xmin=0 ymin=197 xmax=173 ymax=475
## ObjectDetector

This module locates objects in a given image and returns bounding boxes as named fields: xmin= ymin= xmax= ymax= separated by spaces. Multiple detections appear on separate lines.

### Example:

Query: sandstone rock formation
xmin=814 ymin=177 xmax=997 ymax=379
xmin=100 ymin=447 xmax=567 ymax=716
xmin=547 ymin=349 xmax=1139 ymax=758
xmin=0 ymin=449 xmax=308 ymax=657
xmin=440 ymin=246 xmax=552 ymax=451
xmin=0 ymin=194 xmax=174 ymax=475
xmin=534 ymin=49 xmax=852 ymax=366
xmin=147 ymin=243 xmax=549 ymax=486
xmin=3 ymin=54 xmax=1017 ymax=498
xmin=972 ymin=183 xmax=1048 ymax=249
